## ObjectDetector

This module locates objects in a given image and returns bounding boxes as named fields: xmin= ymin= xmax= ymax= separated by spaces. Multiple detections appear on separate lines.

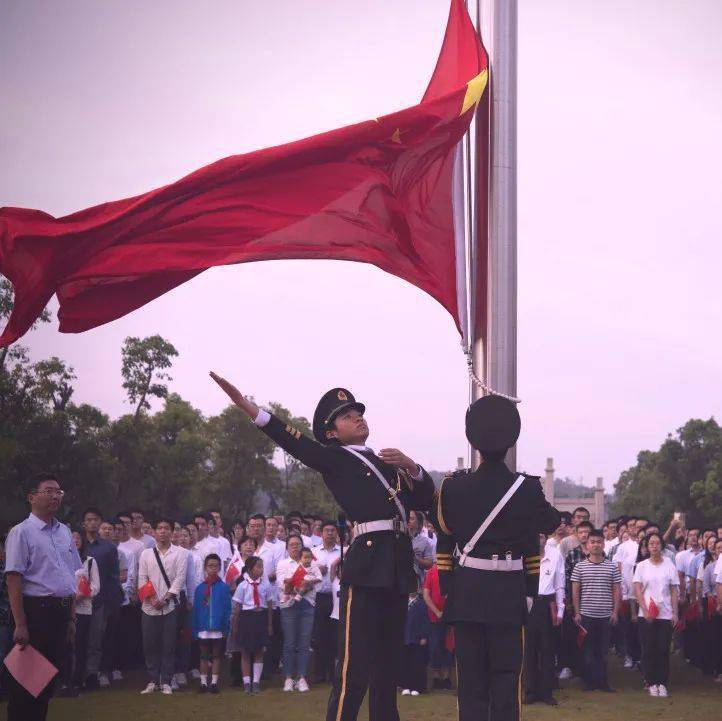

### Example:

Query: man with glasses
xmin=4 ymin=473 xmax=81 ymax=721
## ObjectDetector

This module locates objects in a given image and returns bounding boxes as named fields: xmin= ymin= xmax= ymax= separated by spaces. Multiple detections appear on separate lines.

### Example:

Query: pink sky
xmin=2 ymin=0 xmax=721 ymax=492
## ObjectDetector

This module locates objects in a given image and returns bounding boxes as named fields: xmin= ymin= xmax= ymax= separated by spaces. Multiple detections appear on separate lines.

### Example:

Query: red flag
xmin=576 ymin=625 xmax=588 ymax=649
xmin=445 ymin=626 xmax=455 ymax=653
xmin=0 ymin=0 xmax=487 ymax=347
xmin=707 ymin=597 xmax=718 ymax=621
xmin=138 ymin=581 xmax=156 ymax=602
xmin=77 ymin=576 xmax=91 ymax=598
xmin=648 ymin=598 xmax=659 ymax=619
xmin=290 ymin=565 xmax=307 ymax=590
xmin=685 ymin=603 xmax=699 ymax=623
xmin=225 ymin=563 xmax=241 ymax=586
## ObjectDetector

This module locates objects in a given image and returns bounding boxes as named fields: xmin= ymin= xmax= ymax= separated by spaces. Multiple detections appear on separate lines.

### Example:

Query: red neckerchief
xmin=249 ymin=578 xmax=261 ymax=608
xmin=202 ymin=575 xmax=220 ymax=606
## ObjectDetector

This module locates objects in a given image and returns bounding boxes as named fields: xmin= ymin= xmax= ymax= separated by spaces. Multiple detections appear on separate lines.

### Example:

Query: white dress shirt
xmin=312 ymin=543 xmax=341 ymax=594
xmin=75 ymin=557 xmax=101 ymax=615
xmin=276 ymin=558 xmax=323 ymax=608
xmin=257 ymin=539 xmax=287 ymax=605
xmin=233 ymin=577 xmax=272 ymax=610
xmin=538 ymin=544 xmax=565 ymax=618
xmin=194 ymin=535 xmax=222 ymax=567
xmin=138 ymin=544 xmax=188 ymax=616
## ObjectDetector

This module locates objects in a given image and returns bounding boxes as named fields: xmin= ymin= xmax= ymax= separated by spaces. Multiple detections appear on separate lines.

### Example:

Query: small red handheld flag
xmin=290 ymin=565 xmax=307 ymax=590
xmin=576 ymin=625 xmax=588 ymax=649
xmin=77 ymin=576 xmax=91 ymax=598
xmin=225 ymin=563 xmax=240 ymax=585
xmin=648 ymin=598 xmax=659 ymax=619
xmin=138 ymin=581 xmax=156 ymax=602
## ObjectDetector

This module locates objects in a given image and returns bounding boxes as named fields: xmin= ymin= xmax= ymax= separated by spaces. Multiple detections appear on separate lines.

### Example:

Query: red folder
xmin=290 ymin=565 xmax=307 ymax=590
xmin=77 ymin=576 xmax=91 ymax=597
xmin=138 ymin=580 xmax=156 ymax=602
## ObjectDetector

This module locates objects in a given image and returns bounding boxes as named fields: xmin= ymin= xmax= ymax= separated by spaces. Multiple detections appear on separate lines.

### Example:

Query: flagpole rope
xmin=464 ymin=349 xmax=521 ymax=404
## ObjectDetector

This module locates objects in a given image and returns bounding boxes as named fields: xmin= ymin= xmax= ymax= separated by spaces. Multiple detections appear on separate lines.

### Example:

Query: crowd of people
xmin=2 ymin=473 xmax=722 ymax=717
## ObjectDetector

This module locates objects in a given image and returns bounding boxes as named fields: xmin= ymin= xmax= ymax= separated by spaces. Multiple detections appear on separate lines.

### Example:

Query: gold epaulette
xmin=524 ymin=555 xmax=541 ymax=575
xmin=436 ymin=552 xmax=453 ymax=572
xmin=436 ymin=475 xmax=452 ymax=535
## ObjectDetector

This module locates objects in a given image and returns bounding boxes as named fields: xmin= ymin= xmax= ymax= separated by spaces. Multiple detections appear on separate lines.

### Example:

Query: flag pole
xmin=470 ymin=0 xmax=517 ymax=467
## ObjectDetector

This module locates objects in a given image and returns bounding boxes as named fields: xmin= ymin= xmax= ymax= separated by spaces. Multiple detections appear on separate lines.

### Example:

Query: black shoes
xmin=210 ymin=683 xmax=219 ymax=694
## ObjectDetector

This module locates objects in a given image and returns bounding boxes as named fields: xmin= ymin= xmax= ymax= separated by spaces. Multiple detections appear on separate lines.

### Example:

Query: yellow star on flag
xmin=460 ymin=68 xmax=488 ymax=116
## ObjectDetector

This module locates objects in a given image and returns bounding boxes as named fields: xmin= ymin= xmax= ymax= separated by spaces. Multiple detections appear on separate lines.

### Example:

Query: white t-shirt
xmin=213 ymin=534 xmax=233 ymax=571
xmin=675 ymin=548 xmax=695 ymax=576
xmin=331 ymin=576 xmax=341 ymax=621
xmin=713 ymin=556 xmax=722 ymax=585
xmin=257 ymin=539 xmax=287 ymax=606
xmin=75 ymin=557 xmax=101 ymax=615
xmin=604 ymin=537 xmax=619 ymax=555
xmin=632 ymin=557 xmax=679 ymax=620
xmin=615 ymin=539 xmax=639 ymax=600
xmin=194 ymin=536 xmax=222 ymax=567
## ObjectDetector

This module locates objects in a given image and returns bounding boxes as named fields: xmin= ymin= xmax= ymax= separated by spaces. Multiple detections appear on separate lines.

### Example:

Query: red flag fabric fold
xmin=290 ymin=565 xmax=307 ymax=590
xmin=138 ymin=580 xmax=156 ymax=602
xmin=0 ymin=0 xmax=487 ymax=347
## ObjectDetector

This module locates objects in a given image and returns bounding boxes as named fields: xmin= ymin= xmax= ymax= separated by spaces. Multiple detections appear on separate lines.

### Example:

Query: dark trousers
xmin=6 ymin=596 xmax=71 ymax=721
xmin=264 ymin=607 xmax=282 ymax=675
xmin=116 ymin=604 xmax=138 ymax=670
xmin=624 ymin=615 xmax=641 ymax=663
xmin=639 ymin=619 xmax=673 ymax=686
xmin=454 ymin=622 xmax=523 ymax=721
xmin=559 ymin=609 xmax=582 ymax=675
xmin=326 ymin=585 xmax=407 ymax=721
xmin=524 ymin=595 xmax=555 ymax=700
xmin=101 ymin=608 xmax=120 ymax=673
xmin=702 ymin=602 xmax=722 ymax=675
xmin=72 ymin=615 xmax=92 ymax=687
xmin=141 ymin=609 xmax=178 ymax=686
xmin=580 ymin=616 xmax=611 ymax=689
xmin=313 ymin=592 xmax=337 ymax=681
xmin=400 ymin=643 xmax=428 ymax=692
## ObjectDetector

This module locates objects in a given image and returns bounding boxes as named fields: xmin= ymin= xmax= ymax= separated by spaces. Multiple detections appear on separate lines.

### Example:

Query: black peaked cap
xmin=313 ymin=388 xmax=366 ymax=444
xmin=465 ymin=395 xmax=521 ymax=452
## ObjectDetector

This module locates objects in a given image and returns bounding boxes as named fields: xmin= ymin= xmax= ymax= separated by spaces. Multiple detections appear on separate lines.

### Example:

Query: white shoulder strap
xmin=459 ymin=474 xmax=525 ymax=565
xmin=341 ymin=446 xmax=407 ymax=520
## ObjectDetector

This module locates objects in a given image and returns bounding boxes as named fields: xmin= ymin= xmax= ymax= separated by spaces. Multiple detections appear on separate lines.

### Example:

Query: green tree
xmin=121 ymin=335 xmax=179 ymax=420
xmin=613 ymin=418 xmax=722 ymax=526
xmin=204 ymin=404 xmax=277 ymax=520
xmin=0 ymin=277 xmax=51 ymax=368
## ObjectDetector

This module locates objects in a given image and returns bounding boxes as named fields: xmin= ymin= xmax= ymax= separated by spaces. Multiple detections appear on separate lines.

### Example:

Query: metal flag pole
xmin=469 ymin=0 xmax=518 ymax=468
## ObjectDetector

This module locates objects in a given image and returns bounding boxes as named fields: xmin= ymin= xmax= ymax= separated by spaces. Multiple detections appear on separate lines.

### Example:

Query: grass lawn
xmin=3 ymin=653 xmax=721 ymax=721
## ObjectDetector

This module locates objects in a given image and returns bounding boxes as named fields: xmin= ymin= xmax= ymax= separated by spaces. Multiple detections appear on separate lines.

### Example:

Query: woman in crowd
xmin=230 ymin=556 xmax=273 ymax=694
xmin=633 ymin=532 xmax=679 ymax=698
xmin=697 ymin=535 xmax=720 ymax=677
xmin=72 ymin=529 xmax=100 ymax=691
xmin=192 ymin=553 xmax=232 ymax=694
xmin=275 ymin=534 xmax=322 ymax=692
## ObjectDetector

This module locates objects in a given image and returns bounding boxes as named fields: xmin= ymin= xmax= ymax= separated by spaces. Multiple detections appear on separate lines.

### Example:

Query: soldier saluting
xmin=210 ymin=373 xmax=434 ymax=721
xmin=432 ymin=395 xmax=560 ymax=721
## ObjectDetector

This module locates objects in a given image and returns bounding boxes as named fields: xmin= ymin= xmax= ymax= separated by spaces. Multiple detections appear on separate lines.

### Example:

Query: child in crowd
xmin=294 ymin=548 xmax=321 ymax=603
xmin=192 ymin=553 xmax=232 ymax=694
xmin=230 ymin=556 xmax=273 ymax=694
xmin=400 ymin=587 xmax=431 ymax=696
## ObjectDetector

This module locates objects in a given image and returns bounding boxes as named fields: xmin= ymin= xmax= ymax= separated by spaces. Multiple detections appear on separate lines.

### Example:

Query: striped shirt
xmin=571 ymin=558 xmax=621 ymax=618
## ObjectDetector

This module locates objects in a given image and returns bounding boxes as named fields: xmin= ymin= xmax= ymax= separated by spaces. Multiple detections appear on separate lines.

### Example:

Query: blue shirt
xmin=5 ymin=514 xmax=81 ymax=597
xmin=86 ymin=537 xmax=121 ymax=607
xmin=687 ymin=550 xmax=705 ymax=580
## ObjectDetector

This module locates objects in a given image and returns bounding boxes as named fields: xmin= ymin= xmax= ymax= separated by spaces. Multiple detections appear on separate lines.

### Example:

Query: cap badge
xmin=337 ymin=390 xmax=348 ymax=401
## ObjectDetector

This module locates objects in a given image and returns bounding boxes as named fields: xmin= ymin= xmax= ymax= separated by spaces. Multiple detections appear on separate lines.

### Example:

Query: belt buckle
xmin=505 ymin=551 xmax=512 ymax=570
xmin=492 ymin=554 xmax=499 ymax=570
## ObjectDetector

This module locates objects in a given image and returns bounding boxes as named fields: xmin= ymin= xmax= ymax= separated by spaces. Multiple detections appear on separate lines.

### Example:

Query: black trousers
xmin=639 ymin=619 xmax=673 ymax=686
xmin=313 ymin=592 xmax=337 ymax=681
xmin=524 ymin=594 xmax=555 ymax=700
xmin=559 ymin=609 xmax=582 ymax=675
xmin=326 ymin=585 xmax=407 ymax=721
xmin=400 ymin=644 xmax=428 ymax=692
xmin=72 ymin=614 xmax=92 ymax=687
xmin=580 ymin=616 xmax=611 ymax=689
xmin=6 ymin=596 xmax=71 ymax=721
xmin=455 ymin=622 xmax=523 ymax=721
xmin=264 ymin=608 xmax=282 ymax=675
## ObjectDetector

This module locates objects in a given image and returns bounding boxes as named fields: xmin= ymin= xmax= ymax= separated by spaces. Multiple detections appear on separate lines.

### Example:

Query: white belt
xmin=457 ymin=555 xmax=523 ymax=572
xmin=354 ymin=519 xmax=408 ymax=536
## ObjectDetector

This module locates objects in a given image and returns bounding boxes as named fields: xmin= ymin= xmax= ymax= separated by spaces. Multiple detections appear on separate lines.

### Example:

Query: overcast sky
xmin=2 ymin=0 xmax=721 ymax=491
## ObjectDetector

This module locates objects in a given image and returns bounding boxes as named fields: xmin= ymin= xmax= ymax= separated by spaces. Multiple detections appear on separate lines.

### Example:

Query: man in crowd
xmin=525 ymin=532 xmax=565 ymax=706
xmin=114 ymin=515 xmax=142 ymax=672
xmin=129 ymin=508 xmax=156 ymax=549
xmin=208 ymin=509 xmax=233 ymax=572
xmin=4 ymin=473 xmax=81 ymax=721
xmin=545 ymin=511 xmax=571 ymax=551
xmin=312 ymin=520 xmax=341 ymax=683
xmin=138 ymin=517 xmax=188 ymax=696
xmin=82 ymin=508 xmax=122 ymax=690
xmin=571 ymin=529 xmax=621 ymax=692
xmin=559 ymin=506 xmax=591 ymax=558
xmin=559 ymin=520 xmax=593 ymax=680
xmin=603 ymin=520 xmax=619 ymax=556
xmin=192 ymin=513 xmax=221 ymax=566
xmin=409 ymin=510 xmax=435 ymax=586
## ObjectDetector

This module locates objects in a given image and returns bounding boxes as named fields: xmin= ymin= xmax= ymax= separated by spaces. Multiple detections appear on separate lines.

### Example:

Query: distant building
xmin=542 ymin=458 xmax=605 ymax=528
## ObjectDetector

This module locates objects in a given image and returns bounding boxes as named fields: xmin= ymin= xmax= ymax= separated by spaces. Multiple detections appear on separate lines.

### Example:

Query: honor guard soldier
xmin=210 ymin=374 xmax=434 ymax=721
xmin=432 ymin=395 xmax=560 ymax=721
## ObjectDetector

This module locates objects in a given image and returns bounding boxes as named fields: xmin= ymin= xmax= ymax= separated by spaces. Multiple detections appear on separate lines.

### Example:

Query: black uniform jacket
xmin=432 ymin=460 xmax=560 ymax=625
xmin=259 ymin=413 xmax=435 ymax=594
